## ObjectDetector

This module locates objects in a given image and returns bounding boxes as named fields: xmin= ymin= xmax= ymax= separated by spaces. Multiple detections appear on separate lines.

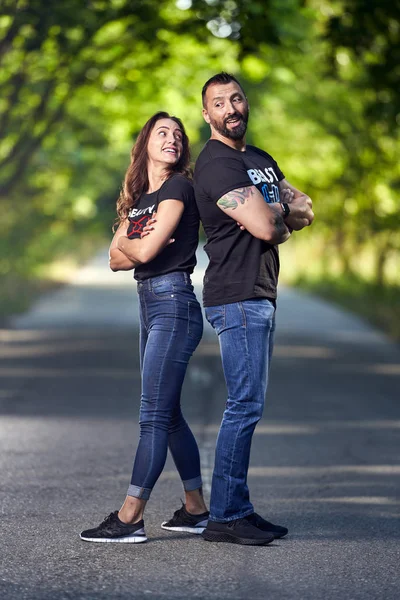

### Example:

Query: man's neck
xmin=210 ymin=131 xmax=246 ymax=152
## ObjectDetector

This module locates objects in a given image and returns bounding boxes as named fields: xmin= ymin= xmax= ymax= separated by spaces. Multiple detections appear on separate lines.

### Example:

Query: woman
xmin=80 ymin=112 xmax=208 ymax=543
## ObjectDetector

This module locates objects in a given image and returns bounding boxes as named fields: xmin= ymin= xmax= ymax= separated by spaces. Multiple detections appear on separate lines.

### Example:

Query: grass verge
xmin=295 ymin=275 xmax=400 ymax=342
xmin=0 ymin=238 xmax=107 ymax=326
xmin=0 ymin=274 xmax=64 ymax=326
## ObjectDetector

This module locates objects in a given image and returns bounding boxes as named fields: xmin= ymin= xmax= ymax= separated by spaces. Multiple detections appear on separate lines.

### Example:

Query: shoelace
xmin=171 ymin=501 xmax=186 ymax=520
xmin=101 ymin=512 xmax=117 ymax=527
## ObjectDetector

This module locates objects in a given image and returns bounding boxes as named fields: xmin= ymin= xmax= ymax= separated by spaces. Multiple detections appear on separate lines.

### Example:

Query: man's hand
xmin=236 ymin=188 xmax=313 ymax=234
xmin=277 ymin=180 xmax=314 ymax=231
xmin=285 ymin=196 xmax=313 ymax=231
xmin=279 ymin=188 xmax=313 ymax=231
xmin=280 ymin=188 xmax=295 ymax=204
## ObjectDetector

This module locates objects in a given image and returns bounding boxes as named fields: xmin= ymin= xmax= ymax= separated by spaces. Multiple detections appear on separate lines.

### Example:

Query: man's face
xmin=203 ymin=82 xmax=249 ymax=141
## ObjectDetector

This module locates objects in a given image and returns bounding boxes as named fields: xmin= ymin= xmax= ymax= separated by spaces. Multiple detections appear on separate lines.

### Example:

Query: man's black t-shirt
xmin=194 ymin=140 xmax=285 ymax=307
xmin=127 ymin=174 xmax=199 ymax=282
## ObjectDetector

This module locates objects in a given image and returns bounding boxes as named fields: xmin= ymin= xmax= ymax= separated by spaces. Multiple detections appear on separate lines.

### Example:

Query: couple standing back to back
xmin=80 ymin=72 xmax=314 ymax=546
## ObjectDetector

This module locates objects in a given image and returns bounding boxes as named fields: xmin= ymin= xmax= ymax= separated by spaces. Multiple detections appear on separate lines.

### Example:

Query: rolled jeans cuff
xmin=127 ymin=484 xmax=152 ymax=500
xmin=209 ymin=507 xmax=254 ymax=523
xmin=182 ymin=476 xmax=202 ymax=492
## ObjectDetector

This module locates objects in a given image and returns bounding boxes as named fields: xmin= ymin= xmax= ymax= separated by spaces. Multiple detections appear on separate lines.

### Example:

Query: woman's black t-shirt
xmin=127 ymin=174 xmax=199 ymax=282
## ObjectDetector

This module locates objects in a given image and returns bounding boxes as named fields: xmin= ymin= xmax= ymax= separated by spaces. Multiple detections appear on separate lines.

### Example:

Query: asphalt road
xmin=1 ymin=248 xmax=399 ymax=600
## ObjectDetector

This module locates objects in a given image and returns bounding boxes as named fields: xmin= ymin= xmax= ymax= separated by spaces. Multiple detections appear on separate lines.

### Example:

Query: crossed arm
xmin=216 ymin=179 xmax=313 ymax=244
xmin=109 ymin=199 xmax=184 ymax=272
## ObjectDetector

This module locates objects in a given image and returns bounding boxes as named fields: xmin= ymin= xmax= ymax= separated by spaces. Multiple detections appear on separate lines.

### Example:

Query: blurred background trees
xmin=1 ymin=0 xmax=399 ymax=335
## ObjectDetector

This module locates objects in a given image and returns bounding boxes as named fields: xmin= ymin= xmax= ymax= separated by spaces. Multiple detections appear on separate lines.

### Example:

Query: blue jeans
xmin=205 ymin=299 xmax=276 ymax=522
xmin=128 ymin=272 xmax=204 ymax=500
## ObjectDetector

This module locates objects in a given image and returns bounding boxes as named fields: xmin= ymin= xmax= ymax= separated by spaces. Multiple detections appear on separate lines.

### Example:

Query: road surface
xmin=1 ymin=247 xmax=399 ymax=600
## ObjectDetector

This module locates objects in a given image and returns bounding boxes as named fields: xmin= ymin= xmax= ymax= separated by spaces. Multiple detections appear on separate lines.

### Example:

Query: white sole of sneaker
xmin=161 ymin=523 xmax=205 ymax=534
xmin=80 ymin=534 xmax=147 ymax=543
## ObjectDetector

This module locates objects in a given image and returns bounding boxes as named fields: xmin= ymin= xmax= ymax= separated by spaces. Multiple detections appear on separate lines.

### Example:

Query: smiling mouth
xmin=226 ymin=117 xmax=242 ymax=126
xmin=163 ymin=148 xmax=177 ymax=154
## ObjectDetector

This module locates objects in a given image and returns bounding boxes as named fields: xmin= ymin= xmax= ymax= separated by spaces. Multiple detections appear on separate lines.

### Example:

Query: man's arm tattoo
xmin=217 ymin=187 xmax=254 ymax=210
xmin=273 ymin=212 xmax=290 ymax=239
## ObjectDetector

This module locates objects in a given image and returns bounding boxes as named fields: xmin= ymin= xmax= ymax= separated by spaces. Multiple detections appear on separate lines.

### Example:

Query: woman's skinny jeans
xmin=127 ymin=271 xmax=204 ymax=500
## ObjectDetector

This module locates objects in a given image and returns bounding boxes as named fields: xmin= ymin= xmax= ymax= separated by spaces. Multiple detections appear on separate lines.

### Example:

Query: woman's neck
xmin=146 ymin=161 xmax=169 ymax=193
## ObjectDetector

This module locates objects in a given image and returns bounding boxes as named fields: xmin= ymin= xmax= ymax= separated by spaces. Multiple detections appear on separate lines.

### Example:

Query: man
xmin=194 ymin=72 xmax=314 ymax=546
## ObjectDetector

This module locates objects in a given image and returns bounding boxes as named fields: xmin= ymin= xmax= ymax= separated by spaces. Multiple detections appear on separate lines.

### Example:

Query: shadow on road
xmin=1 ymin=267 xmax=400 ymax=599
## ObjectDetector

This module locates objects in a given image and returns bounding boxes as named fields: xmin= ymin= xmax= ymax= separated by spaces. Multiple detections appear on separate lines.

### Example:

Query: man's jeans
xmin=128 ymin=272 xmax=204 ymax=500
xmin=205 ymin=299 xmax=276 ymax=522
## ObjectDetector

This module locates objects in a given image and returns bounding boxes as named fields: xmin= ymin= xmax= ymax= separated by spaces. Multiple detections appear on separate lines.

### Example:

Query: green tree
xmin=1 ymin=0 xmax=398 ymax=335
xmin=0 ymin=0 xmax=307 ymax=280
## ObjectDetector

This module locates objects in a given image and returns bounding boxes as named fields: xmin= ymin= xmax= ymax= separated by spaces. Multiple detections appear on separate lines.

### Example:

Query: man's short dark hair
xmin=201 ymin=72 xmax=246 ymax=107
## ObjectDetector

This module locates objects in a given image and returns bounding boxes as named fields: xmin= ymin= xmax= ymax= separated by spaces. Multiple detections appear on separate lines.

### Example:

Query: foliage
xmin=325 ymin=0 xmax=400 ymax=128
xmin=244 ymin=0 xmax=400 ymax=288
xmin=0 ymin=0 xmax=398 ymax=326
xmin=0 ymin=0 xmax=306 ymax=281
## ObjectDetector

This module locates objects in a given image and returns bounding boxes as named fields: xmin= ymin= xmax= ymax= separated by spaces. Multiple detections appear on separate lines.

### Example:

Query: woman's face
xmin=147 ymin=118 xmax=183 ymax=167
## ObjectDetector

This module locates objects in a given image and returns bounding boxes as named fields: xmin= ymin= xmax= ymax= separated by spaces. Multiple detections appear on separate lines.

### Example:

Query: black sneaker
xmin=161 ymin=504 xmax=209 ymax=534
xmin=202 ymin=517 xmax=274 ymax=545
xmin=80 ymin=511 xmax=147 ymax=543
xmin=245 ymin=513 xmax=288 ymax=539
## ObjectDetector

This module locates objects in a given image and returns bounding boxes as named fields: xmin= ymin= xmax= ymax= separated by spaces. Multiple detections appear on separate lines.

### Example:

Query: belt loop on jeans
xmin=139 ymin=279 xmax=149 ymax=291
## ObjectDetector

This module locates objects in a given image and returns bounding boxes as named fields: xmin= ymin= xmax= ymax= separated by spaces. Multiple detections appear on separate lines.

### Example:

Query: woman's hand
xmin=109 ymin=220 xmax=138 ymax=271
xmin=140 ymin=212 xmax=175 ymax=246
xmin=141 ymin=213 xmax=158 ymax=238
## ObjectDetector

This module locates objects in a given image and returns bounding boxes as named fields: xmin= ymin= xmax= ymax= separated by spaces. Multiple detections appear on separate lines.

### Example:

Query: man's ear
xmin=202 ymin=108 xmax=211 ymax=124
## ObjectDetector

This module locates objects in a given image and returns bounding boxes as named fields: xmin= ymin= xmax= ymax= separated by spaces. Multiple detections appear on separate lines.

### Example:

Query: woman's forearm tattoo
xmin=217 ymin=187 xmax=254 ymax=210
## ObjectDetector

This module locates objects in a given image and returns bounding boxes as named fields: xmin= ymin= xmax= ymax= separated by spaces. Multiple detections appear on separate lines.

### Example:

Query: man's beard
xmin=210 ymin=109 xmax=249 ymax=141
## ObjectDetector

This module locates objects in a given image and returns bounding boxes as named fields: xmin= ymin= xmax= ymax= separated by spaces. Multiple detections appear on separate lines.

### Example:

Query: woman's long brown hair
xmin=115 ymin=111 xmax=191 ymax=228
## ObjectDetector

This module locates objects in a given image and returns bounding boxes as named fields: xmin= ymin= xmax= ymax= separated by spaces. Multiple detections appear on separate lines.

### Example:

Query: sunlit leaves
xmin=0 ymin=0 xmax=398 ymax=290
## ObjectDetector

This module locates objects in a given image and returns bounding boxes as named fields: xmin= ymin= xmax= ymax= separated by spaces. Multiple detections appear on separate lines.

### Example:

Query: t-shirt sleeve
xmin=273 ymin=160 xmax=284 ymax=181
xmin=197 ymin=156 xmax=252 ymax=203
xmin=267 ymin=156 xmax=284 ymax=181
xmin=252 ymin=147 xmax=285 ymax=181
xmin=158 ymin=175 xmax=194 ymax=208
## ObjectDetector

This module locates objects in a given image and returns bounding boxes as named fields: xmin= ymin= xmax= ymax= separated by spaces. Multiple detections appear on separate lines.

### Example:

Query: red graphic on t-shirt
xmin=127 ymin=216 xmax=149 ymax=239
